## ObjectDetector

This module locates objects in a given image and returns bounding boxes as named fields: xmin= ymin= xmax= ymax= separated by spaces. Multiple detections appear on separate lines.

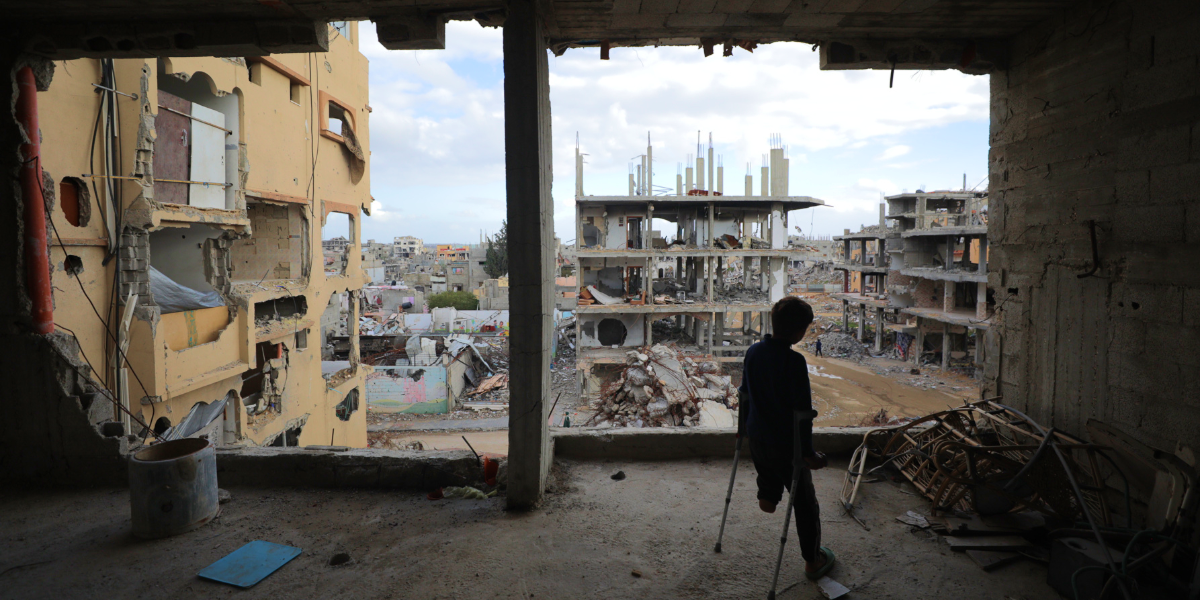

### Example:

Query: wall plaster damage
xmin=0 ymin=24 xmax=374 ymax=484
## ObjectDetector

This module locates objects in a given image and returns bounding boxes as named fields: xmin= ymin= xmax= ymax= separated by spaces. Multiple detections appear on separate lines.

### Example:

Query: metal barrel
xmin=128 ymin=438 xmax=219 ymax=539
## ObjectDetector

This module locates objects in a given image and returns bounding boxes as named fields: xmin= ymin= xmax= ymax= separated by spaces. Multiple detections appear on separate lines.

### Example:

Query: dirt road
xmin=802 ymin=353 xmax=976 ymax=426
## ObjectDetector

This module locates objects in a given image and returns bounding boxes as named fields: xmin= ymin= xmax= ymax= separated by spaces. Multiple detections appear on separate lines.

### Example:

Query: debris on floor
xmin=838 ymin=399 xmax=1200 ymax=595
xmin=815 ymin=333 xmax=866 ymax=360
xmin=586 ymin=344 xmax=738 ymax=428
xmin=611 ymin=470 xmax=626 ymax=481
xmin=895 ymin=510 xmax=929 ymax=529
xmin=198 ymin=541 xmax=302 ymax=588
xmin=816 ymin=576 xmax=851 ymax=599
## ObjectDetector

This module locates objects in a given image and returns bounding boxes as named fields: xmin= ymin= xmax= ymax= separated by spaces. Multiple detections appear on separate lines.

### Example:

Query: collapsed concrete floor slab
xmin=0 ymin=459 xmax=1057 ymax=599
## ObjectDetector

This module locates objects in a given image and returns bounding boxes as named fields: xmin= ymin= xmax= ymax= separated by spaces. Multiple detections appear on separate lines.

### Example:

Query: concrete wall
xmin=987 ymin=0 xmax=1200 ymax=451
xmin=365 ymin=365 xmax=449 ymax=414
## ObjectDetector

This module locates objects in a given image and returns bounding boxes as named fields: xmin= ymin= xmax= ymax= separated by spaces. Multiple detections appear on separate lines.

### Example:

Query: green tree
xmin=484 ymin=220 xmax=508 ymax=279
xmin=427 ymin=291 xmax=479 ymax=310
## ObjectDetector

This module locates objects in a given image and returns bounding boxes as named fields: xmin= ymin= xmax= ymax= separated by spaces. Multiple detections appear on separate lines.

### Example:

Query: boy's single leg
xmin=790 ymin=465 xmax=822 ymax=564
xmin=750 ymin=438 xmax=786 ymax=508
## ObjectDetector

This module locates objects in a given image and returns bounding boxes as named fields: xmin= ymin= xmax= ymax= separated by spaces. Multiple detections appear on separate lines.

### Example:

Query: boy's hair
xmin=772 ymin=296 xmax=814 ymax=339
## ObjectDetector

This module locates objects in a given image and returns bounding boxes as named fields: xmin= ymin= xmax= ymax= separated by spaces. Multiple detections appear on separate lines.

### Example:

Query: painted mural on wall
xmin=365 ymin=365 xmax=449 ymax=414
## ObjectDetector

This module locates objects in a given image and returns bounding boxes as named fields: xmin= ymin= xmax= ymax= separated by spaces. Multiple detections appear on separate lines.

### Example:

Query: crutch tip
xmin=713 ymin=542 xmax=722 ymax=553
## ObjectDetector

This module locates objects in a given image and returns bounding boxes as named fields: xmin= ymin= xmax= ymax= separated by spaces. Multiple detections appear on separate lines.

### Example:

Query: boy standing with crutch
xmin=741 ymin=297 xmax=835 ymax=591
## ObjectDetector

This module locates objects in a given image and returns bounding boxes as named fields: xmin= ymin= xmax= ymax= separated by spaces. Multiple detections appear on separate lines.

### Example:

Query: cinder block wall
xmin=987 ymin=0 xmax=1200 ymax=449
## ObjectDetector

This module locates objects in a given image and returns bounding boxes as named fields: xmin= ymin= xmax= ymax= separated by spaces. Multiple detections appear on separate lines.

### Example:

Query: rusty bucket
xmin=129 ymin=438 xmax=219 ymax=539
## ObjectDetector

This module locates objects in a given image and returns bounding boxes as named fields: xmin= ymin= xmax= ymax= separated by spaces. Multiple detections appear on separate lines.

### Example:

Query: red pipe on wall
xmin=17 ymin=66 xmax=54 ymax=334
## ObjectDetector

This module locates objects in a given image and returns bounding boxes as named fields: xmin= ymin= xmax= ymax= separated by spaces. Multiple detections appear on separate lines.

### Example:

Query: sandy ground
xmin=0 ymin=458 xmax=1055 ymax=600
xmin=802 ymin=354 xmax=976 ymax=426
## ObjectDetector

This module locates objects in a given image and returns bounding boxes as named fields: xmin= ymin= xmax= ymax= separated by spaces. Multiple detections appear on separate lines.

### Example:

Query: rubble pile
xmin=789 ymin=262 xmax=841 ymax=286
xmin=817 ymin=332 xmax=867 ymax=359
xmin=359 ymin=314 xmax=403 ymax=336
xmin=588 ymin=344 xmax=738 ymax=428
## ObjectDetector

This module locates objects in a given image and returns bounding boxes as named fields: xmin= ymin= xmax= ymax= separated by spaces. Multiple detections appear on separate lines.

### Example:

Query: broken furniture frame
xmin=841 ymin=400 xmax=1112 ymax=525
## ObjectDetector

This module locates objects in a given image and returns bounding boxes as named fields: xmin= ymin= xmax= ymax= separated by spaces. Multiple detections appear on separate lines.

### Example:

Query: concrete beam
xmin=373 ymin=14 xmax=447 ymax=50
xmin=504 ymin=0 xmax=554 ymax=510
xmin=819 ymin=38 xmax=1007 ymax=75
xmin=18 ymin=20 xmax=329 ymax=60
xmin=216 ymin=447 xmax=485 ymax=489
xmin=552 ymin=427 xmax=871 ymax=460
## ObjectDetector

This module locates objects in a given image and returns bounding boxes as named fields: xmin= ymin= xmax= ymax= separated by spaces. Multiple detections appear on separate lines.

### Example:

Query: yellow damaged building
xmin=38 ymin=22 xmax=372 ymax=449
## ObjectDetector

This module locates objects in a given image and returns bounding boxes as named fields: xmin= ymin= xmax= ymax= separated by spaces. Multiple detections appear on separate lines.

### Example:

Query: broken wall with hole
xmin=1 ymin=25 xmax=373 ymax=485
xmin=987 ymin=0 xmax=1200 ymax=452
xmin=230 ymin=202 xmax=308 ymax=282
xmin=578 ymin=314 xmax=646 ymax=348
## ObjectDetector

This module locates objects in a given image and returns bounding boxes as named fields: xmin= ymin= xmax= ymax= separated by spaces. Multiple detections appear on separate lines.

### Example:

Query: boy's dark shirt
xmin=739 ymin=334 xmax=815 ymax=456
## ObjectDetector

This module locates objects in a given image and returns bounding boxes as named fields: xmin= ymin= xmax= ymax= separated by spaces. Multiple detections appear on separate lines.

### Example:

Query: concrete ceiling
xmin=5 ymin=0 xmax=1077 ymax=69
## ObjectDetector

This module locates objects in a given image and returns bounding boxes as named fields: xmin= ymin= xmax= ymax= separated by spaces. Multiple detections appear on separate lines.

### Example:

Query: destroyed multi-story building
xmin=573 ymin=136 xmax=823 ymax=395
xmin=31 ymin=23 xmax=373 ymax=449
xmin=392 ymin=235 xmax=423 ymax=258
xmin=833 ymin=191 xmax=991 ymax=374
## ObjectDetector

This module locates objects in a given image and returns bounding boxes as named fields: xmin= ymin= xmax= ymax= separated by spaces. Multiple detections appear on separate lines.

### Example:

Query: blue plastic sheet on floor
xmin=198 ymin=540 xmax=302 ymax=588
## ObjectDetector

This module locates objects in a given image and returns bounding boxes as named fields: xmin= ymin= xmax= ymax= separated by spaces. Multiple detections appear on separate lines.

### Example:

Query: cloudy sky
xmin=357 ymin=21 xmax=990 ymax=246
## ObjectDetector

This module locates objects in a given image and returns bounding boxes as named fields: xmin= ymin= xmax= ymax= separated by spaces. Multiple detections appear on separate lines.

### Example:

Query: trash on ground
xmin=198 ymin=540 xmax=302 ymax=588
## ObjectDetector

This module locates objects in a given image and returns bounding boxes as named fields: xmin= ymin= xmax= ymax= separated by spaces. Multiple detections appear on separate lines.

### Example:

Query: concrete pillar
xmin=857 ymin=303 xmax=866 ymax=342
xmin=914 ymin=317 xmax=924 ymax=366
xmin=706 ymin=256 xmax=713 ymax=303
xmin=941 ymin=323 xmax=951 ymax=370
xmin=874 ymin=307 xmax=883 ymax=353
xmin=707 ymin=203 xmax=714 ymax=248
xmin=842 ymin=299 xmax=849 ymax=331
xmin=944 ymin=281 xmax=956 ymax=312
xmin=973 ymin=328 xmax=983 ymax=366
xmin=976 ymin=281 xmax=987 ymax=320
xmin=714 ymin=312 xmax=724 ymax=357
xmin=945 ymin=235 xmax=954 ymax=271
xmin=978 ymin=237 xmax=988 ymax=274
xmin=504 ymin=0 xmax=553 ymax=509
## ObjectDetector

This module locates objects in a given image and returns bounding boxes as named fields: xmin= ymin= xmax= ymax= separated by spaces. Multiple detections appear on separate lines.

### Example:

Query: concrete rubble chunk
xmin=587 ymin=343 xmax=739 ymax=428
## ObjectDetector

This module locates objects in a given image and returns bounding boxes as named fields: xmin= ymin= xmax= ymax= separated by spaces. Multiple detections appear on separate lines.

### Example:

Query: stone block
xmin=1184 ymin=288 xmax=1200 ymax=328
xmin=1112 ymin=282 xmax=1183 ymax=324
xmin=1189 ymin=204 xmax=1200 ymax=244
xmin=1150 ymin=161 xmax=1200 ymax=206
xmin=1117 ymin=123 xmax=1191 ymax=171
xmin=1109 ymin=317 xmax=1145 ymax=354
xmin=1112 ymin=204 xmax=1185 ymax=244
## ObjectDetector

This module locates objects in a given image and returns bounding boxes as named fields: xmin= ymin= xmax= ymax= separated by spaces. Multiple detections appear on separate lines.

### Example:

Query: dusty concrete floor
xmin=0 ymin=459 xmax=1055 ymax=599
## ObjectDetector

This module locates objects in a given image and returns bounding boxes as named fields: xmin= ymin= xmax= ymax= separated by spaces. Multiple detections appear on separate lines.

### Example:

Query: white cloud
xmin=356 ymin=22 xmax=989 ymax=243
xmin=878 ymin=145 xmax=911 ymax=161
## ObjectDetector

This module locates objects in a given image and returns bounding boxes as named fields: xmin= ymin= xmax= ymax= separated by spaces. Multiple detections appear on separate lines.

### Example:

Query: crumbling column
xmin=944 ymin=281 xmax=955 ymax=312
xmin=857 ymin=303 xmax=866 ymax=342
xmin=976 ymin=281 xmax=987 ymax=320
xmin=973 ymin=328 xmax=982 ymax=366
xmin=874 ymin=307 xmax=883 ymax=353
xmin=504 ymin=0 xmax=553 ymax=510
xmin=914 ymin=317 xmax=924 ymax=366
xmin=842 ymin=299 xmax=849 ymax=331
xmin=941 ymin=323 xmax=951 ymax=370
xmin=945 ymin=236 xmax=954 ymax=271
